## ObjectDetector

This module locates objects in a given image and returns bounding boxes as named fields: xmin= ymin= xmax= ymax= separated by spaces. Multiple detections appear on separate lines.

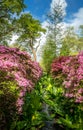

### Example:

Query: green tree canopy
xmin=0 ymin=0 xmax=26 ymax=18
xmin=60 ymin=26 xmax=83 ymax=56
xmin=16 ymin=13 xmax=46 ymax=61
xmin=0 ymin=0 xmax=26 ymax=45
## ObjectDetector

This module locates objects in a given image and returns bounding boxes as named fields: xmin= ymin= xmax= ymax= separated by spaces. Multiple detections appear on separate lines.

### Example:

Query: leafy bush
xmin=51 ymin=53 xmax=83 ymax=104
xmin=0 ymin=45 xmax=42 ymax=129
xmin=0 ymin=45 xmax=42 ymax=113
xmin=0 ymin=80 xmax=18 ymax=130
xmin=1 ymin=45 xmax=83 ymax=130
xmin=10 ymin=73 xmax=57 ymax=130
xmin=51 ymin=53 xmax=83 ymax=129
xmin=10 ymin=86 xmax=44 ymax=130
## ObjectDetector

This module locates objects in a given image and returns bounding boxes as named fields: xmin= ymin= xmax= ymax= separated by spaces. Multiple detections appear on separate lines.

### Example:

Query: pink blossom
xmin=65 ymin=93 xmax=74 ymax=98
xmin=78 ymin=88 xmax=83 ymax=94
xmin=51 ymin=53 xmax=83 ymax=104
xmin=0 ymin=45 xmax=42 ymax=114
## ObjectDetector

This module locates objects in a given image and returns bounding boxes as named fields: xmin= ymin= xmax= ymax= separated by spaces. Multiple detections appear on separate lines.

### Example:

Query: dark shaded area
xmin=40 ymin=121 xmax=66 ymax=130
xmin=0 ymin=88 xmax=17 ymax=130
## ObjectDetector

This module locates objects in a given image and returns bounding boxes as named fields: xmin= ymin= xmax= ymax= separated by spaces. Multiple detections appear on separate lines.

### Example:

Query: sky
xmin=24 ymin=0 xmax=83 ymax=29
xmin=11 ymin=0 xmax=83 ymax=60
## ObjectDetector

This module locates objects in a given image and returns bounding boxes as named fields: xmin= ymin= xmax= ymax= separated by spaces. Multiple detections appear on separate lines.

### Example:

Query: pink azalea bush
xmin=51 ymin=53 xmax=83 ymax=104
xmin=0 ymin=45 xmax=42 ymax=113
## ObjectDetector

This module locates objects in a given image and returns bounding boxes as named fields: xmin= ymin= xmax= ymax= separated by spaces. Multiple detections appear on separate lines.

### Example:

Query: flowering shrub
xmin=51 ymin=53 xmax=83 ymax=104
xmin=0 ymin=45 xmax=42 ymax=113
xmin=51 ymin=56 xmax=70 ymax=78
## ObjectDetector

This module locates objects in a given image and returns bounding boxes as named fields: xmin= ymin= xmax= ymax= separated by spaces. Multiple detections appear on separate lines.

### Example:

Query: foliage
xmin=0 ymin=0 xmax=26 ymax=44
xmin=0 ymin=79 xmax=18 ymax=130
xmin=31 ymin=73 xmax=83 ymax=130
xmin=79 ymin=25 xmax=83 ymax=37
xmin=10 ymin=85 xmax=44 ymax=130
xmin=10 ymin=73 xmax=56 ymax=130
xmin=51 ymin=53 xmax=83 ymax=104
xmin=51 ymin=53 xmax=83 ymax=129
xmin=60 ymin=26 xmax=83 ymax=56
xmin=0 ymin=0 xmax=25 ymax=17
xmin=0 ymin=61 xmax=83 ymax=130
xmin=47 ymin=0 xmax=66 ymax=56
xmin=0 ymin=45 xmax=42 ymax=114
xmin=40 ymin=35 xmax=56 ymax=73
xmin=16 ymin=13 xmax=46 ymax=61
xmin=0 ymin=1 xmax=83 ymax=129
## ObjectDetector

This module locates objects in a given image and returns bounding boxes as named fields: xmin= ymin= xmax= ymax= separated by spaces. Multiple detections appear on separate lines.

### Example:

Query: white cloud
xmin=60 ymin=7 xmax=83 ymax=33
xmin=50 ymin=1 xmax=83 ymax=31
xmin=38 ymin=3 xmax=83 ymax=46
xmin=68 ymin=8 xmax=83 ymax=30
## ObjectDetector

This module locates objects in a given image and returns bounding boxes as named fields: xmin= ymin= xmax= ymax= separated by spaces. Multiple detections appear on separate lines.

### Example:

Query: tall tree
xmin=16 ymin=13 xmax=46 ymax=61
xmin=48 ymin=0 xmax=67 ymax=44
xmin=40 ymin=35 xmax=57 ymax=72
xmin=40 ymin=0 xmax=66 ymax=71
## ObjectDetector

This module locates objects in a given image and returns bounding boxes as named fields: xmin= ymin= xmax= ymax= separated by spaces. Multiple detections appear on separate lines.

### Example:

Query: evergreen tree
xmin=41 ymin=35 xmax=56 ymax=72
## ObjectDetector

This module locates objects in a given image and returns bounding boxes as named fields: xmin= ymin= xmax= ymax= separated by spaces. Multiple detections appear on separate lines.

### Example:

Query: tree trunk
xmin=31 ymin=47 xmax=37 ymax=61
xmin=30 ymin=38 xmax=37 ymax=61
